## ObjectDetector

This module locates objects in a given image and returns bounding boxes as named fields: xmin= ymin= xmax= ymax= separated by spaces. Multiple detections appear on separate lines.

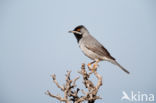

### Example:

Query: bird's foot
xmin=87 ymin=63 xmax=92 ymax=71
xmin=87 ymin=62 xmax=98 ymax=72
xmin=87 ymin=63 xmax=92 ymax=69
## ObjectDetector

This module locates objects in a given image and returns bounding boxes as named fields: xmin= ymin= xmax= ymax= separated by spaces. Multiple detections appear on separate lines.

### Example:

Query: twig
xmin=51 ymin=74 xmax=64 ymax=91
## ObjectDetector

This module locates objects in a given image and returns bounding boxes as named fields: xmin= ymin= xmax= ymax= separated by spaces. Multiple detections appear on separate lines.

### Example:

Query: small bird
xmin=69 ymin=25 xmax=129 ymax=74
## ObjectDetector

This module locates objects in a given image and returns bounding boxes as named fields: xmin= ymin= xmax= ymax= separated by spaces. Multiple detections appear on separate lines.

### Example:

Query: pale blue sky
xmin=0 ymin=0 xmax=156 ymax=103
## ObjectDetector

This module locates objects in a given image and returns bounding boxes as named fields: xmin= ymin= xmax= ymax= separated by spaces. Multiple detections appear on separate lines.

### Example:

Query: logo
xmin=121 ymin=91 xmax=155 ymax=102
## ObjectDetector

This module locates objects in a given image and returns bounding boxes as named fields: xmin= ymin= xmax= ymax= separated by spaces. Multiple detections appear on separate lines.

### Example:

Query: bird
xmin=68 ymin=25 xmax=130 ymax=74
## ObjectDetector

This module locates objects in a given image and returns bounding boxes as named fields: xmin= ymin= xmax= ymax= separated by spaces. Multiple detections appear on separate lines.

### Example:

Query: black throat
xmin=74 ymin=33 xmax=82 ymax=43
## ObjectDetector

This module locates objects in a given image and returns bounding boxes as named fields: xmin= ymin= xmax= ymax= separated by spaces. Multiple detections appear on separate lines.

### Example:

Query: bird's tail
xmin=109 ymin=60 xmax=130 ymax=74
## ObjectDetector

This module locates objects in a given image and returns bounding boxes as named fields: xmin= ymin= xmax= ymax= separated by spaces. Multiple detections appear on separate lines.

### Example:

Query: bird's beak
xmin=68 ymin=30 xmax=82 ymax=35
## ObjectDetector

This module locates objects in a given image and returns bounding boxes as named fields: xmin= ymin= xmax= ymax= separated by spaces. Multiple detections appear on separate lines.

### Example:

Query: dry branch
xmin=46 ymin=63 xmax=103 ymax=103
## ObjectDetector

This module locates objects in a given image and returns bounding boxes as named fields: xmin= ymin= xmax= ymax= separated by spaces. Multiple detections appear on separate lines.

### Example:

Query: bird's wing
xmin=84 ymin=35 xmax=115 ymax=60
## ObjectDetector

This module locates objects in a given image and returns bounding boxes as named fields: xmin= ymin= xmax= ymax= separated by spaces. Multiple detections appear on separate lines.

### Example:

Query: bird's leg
xmin=87 ymin=60 xmax=100 ymax=72
xmin=92 ymin=59 xmax=100 ymax=72
xmin=87 ymin=61 xmax=96 ymax=71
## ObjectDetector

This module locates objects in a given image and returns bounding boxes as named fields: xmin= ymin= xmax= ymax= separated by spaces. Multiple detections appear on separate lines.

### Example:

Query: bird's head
xmin=68 ymin=25 xmax=89 ymax=42
xmin=69 ymin=25 xmax=88 ymax=35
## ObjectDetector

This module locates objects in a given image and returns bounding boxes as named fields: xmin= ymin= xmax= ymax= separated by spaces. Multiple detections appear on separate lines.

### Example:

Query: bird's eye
xmin=76 ymin=28 xmax=81 ymax=32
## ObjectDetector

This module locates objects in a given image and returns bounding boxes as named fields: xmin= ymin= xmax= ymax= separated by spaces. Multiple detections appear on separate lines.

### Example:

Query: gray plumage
xmin=69 ymin=25 xmax=129 ymax=74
